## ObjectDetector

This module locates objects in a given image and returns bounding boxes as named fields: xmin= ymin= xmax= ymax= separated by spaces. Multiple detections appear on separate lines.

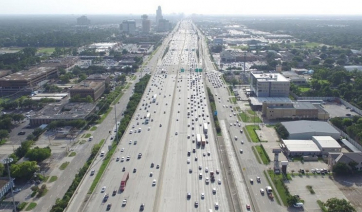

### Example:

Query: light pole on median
xmin=2 ymin=158 xmax=16 ymax=212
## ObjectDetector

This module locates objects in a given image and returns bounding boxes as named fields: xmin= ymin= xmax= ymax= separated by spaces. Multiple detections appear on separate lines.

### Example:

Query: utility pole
xmin=2 ymin=158 xmax=16 ymax=212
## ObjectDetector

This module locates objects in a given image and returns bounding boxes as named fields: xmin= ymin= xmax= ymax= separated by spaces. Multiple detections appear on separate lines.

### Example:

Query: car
xmin=156 ymin=164 xmax=160 ymax=169
xmin=187 ymin=192 xmax=191 ymax=199
xmin=121 ymin=157 xmax=124 ymax=162
xmin=103 ymin=194 xmax=109 ymax=202
xmin=257 ymin=176 xmax=261 ymax=182
xmin=260 ymin=188 xmax=265 ymax=194
xmin=149 ymin=172 xmax=153 ymax=177
xmin=116 ymin=156 xmax=120 ymax=161
xmin=122 ymin=199 xmax=127 ymax=206
xmin=129 ymin=140 xmax=132 ymax=144
xmin=112 ymin=190 xmax=117 ymax=196
xmin=207 ymin=151 xmax=211 ymax=156
xmin=106 ymin=203 xmax=112 ymax=210
xmin=205 ymin=167 xmax=208 ymax=173
xmin=205 ymin=178 xmax=209 ymax=183
xmin=133 ymin=168 xmax=137 ymax=173
xmin=175 ymin=132 xmax=178 ymax=135
xmin=216 ymin=169 xmax=219 ymax=174
xmin=121 ymin=148 xmax=124 ymax=152
xmin=212 ymin=188 xmax=216 ymax=194
xmin=234 ymin=136 xmax=238 ymax=140
xmin=293 ymin=203 xmax=304 ymax=208
xmin=90 ymin=169 xmax=95 ymax=176
xmin=122 ymin=167 xmax=125 ymax=172
xmin=199 ymin=165 xmax=202 ymax=170
xmin=152 ymin=179 xmax=157 ymax=186
xmin=126 ymin=156 xmax=130 ymax=161
xmin=246 ymin=204 xmax=251 ymax=210
xmin=194 ymin=201 xmax=199 ymax=207
xmin=18 ymin=131 xmax=26 ymax=135
xmin=215 ymin=202 xmax=219 ymax=209
xmin=199 ymin=173 xmax=202 ymax=178
xmin=140 ymin=203 xmax=145 ymax=211
xmin=250 ymin=179 xmax=253 ymax=184
xmin=101 ymin=186 xmax=106 ymax=193
xmin=134 ymin=140 xmax=137 ymax=145
xmin=187 ymin=159 xmax=190 ymax=164
xmin=151 ymin=163 xmax=154 ymax=168
xmin=218 ymin=179 xmax=221 ymax=184
xmin=138 ymin=153 xmax=142 ymax=158
xmin=240 ymin=149 xmax=243 ymax=153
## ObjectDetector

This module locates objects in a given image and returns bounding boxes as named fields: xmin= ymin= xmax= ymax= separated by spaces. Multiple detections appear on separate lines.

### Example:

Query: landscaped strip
xmin=255 ymin=145 xmax=271 ymax=165
xmin=245 ymin=125 xmax=261 ymax=142
xmin=263 ymin=171 xmax=281 ymax=205
xmin=267 ymin=170 xmax=292 ymax=206
xmin=25 ymin=202 xmax=37 ymax=211
xmin=251 ymin=146 xmax=262 ymax=164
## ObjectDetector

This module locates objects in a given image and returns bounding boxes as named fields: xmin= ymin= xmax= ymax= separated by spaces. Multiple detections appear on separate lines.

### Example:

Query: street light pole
xmin=2 ymin=158 xmax=16 ymax=212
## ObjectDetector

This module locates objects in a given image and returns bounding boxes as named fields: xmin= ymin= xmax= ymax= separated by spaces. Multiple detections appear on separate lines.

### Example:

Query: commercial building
xmin=328 ymin=152 xmax=362 ymax=171
xmin=0 ymin=66 xmax=58 ymax=95
xmin=30 ymin=102 xmax=96 ymax=126
xmin=157 ymin=19 xmax=171 ymax=32
xmin=262 ymin=101 xmax=329 ymax=120
xmin=250 ymin=71 xmax=290 ymax=97
xmin=141 ymin=14 xmax=151 ymax=33
xmin=282 ymin=139 xmax=321 ymax=156
xmin=281 ymin=120 xmax=340 ymax=140
xmin=281 ymin=71 xmax=307 ymax=85
xmin=156 ymin=6 xmax=163 ymax=24
xmin=69 ymin=80 xmax=105 ymax=101
xmin=86 ymin=74 xmax=111 ymax=84
xmin=312 ymin=136 xmax=341 ymax=154
xmin=220 ymin=50 xmax=259 ymax=62
xmin=0 ymin=177 xmax=14 ymax=199
xmin=121 ymin=20 xmax=136 ymax=35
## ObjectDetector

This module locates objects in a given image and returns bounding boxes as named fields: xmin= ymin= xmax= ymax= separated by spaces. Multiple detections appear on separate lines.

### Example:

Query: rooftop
xmin=251 ymin=71 xmax=289 ymax=82
xmin=312 ymin=136 xmax=341 ymax=148
xmin=283 ymin=139 xmax=321 ymax=152
xmin=0 ymin=66 xmax=56 ymax=81
xmin=71 ymin=80 xmax=104 ymax=90
xmin=281 ymin=120 xmax=339 ymax=135
xmin=31 ymin=102 xmax=96 ymax=120
xmin=249 ymin=97 xmax=292 ymax=106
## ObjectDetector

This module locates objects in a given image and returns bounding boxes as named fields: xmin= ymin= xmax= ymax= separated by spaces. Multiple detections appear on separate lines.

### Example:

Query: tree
xmin=332 ymin=162 xmax=351 ymax=175
xmin=25 ymin=146 xmax=51 ymax=162
xmin=0 ymin=163 xmax=4 ymax=176
xmin=325 ymin=198 xmax=356 ymax=212
xmin=0 ymin=129 xmax=9 ymax=140
xmin=10 ymin=161 xmax=39 ymax=179
xmin=287 ymin=195 xmax=299 ymax=206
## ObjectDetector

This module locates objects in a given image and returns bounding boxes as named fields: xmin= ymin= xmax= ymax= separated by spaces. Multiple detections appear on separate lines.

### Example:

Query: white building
xmin=282 ymin=139 xmax=321 ymax=156
xmin=312 ymin=136 xmax=342 ymax=155
xmin=250 ymin=71 xmax=290 ymax=97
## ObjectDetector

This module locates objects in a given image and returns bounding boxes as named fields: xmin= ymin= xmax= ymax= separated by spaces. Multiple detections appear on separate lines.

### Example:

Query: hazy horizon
xmin=1 ymin=0 xmax=361 ymax=16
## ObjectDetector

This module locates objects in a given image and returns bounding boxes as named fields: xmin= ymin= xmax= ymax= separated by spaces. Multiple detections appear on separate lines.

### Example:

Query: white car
xmin=218 ymin=179 xmax=221 ymax=184
xmin=152 ymin=179 xmax=157 ymax=186
xmin=122 ymin=199 xmax=127 ymax=206
xmin=201 ymin=193 xmax=205 ymax=199
xmin=101 ymin=186 xmax=106 ymax=193
xmin=260 ymin=188 xmax=265 ymax=194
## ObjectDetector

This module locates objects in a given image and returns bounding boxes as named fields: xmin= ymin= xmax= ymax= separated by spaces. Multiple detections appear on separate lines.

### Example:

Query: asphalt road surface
xmin=82 ymin=20 xmax=231 ymax=212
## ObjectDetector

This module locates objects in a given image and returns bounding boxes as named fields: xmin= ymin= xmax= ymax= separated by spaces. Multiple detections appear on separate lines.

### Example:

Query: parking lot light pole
xmin=2 ymin=158 xmax=16 ymax=212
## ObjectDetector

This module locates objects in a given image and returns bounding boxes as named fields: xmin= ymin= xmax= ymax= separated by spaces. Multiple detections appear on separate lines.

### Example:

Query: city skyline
xmin=1 ymin=0 xmax=361 ymax=15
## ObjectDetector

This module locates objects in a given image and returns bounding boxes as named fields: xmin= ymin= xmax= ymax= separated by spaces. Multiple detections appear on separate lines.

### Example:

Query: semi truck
xmin=196 ymin=134 xmax=202 ymax=146
xmin=201 ymin=134 xmax=206 ymax=147
xmin=152 ymin=94 xmax=157 ymax=103
xmin=203 ymin=123 xmax=208 ymax=134
xmin=120 ymin=172 xmax=129 ymax=191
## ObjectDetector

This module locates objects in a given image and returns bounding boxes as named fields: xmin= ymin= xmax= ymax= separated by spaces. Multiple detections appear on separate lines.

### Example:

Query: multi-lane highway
xmin=70 ymin=19 xmax=286 ymax=212
xmin=81 ymin=20 xmax=231 ymax=212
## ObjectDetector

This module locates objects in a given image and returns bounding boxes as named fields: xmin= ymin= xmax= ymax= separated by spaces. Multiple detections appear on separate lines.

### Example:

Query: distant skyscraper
xmin=156 ymin=6 xmax=163 ymax=24
xmin=77 ymin=15 xmax=90 ymax=25
xmin=141 ymin=14 xmax=151 ymax=33
xmin=121 ymin=20 xmax=136 ymax=35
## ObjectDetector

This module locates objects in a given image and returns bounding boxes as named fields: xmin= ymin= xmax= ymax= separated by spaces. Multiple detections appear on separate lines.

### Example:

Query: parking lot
xmin=322 ymin=102 xmax=359 ymax=118
xmin=288 ymin=175 xmax=347 ymax=211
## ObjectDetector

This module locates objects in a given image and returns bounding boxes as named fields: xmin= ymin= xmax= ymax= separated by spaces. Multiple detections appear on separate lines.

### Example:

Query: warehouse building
xmin=282 ymin=140 xmax=321 ymax=156
xmin=312 ymin=136 xmax=342 ymax=155
xmin=281 ymin=120 xmax=340 ymax=140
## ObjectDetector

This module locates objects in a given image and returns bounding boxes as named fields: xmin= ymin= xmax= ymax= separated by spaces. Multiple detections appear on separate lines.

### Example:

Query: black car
xmin=18 ymin=131 xmax=26 ymax=135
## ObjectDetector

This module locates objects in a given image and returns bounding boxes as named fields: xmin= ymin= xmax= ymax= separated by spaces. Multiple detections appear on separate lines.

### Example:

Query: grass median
xmin=255 ymin=145 xmax=271 ymax=165
xmin=25 ymin=202 xmax=37 ymax=211
xmin=267 ymin=170 xmax=292 ymax=206
xmin=245 ymin=125 xmax=261 ymax=142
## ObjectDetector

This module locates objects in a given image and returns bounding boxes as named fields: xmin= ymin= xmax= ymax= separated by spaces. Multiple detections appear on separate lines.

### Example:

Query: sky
xmin=1 ymin=0 xmax=361 ymax=15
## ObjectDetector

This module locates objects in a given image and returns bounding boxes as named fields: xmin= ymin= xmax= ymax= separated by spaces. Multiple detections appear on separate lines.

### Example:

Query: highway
xmin=199 ymin=29 xmax=286 ymax=212
xmin=82 ymin=20 xmax=231 ymax=212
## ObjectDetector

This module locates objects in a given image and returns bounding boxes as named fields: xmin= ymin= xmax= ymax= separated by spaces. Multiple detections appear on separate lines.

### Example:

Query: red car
xmin=246 ymin=204 xmax=251 ymax=210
